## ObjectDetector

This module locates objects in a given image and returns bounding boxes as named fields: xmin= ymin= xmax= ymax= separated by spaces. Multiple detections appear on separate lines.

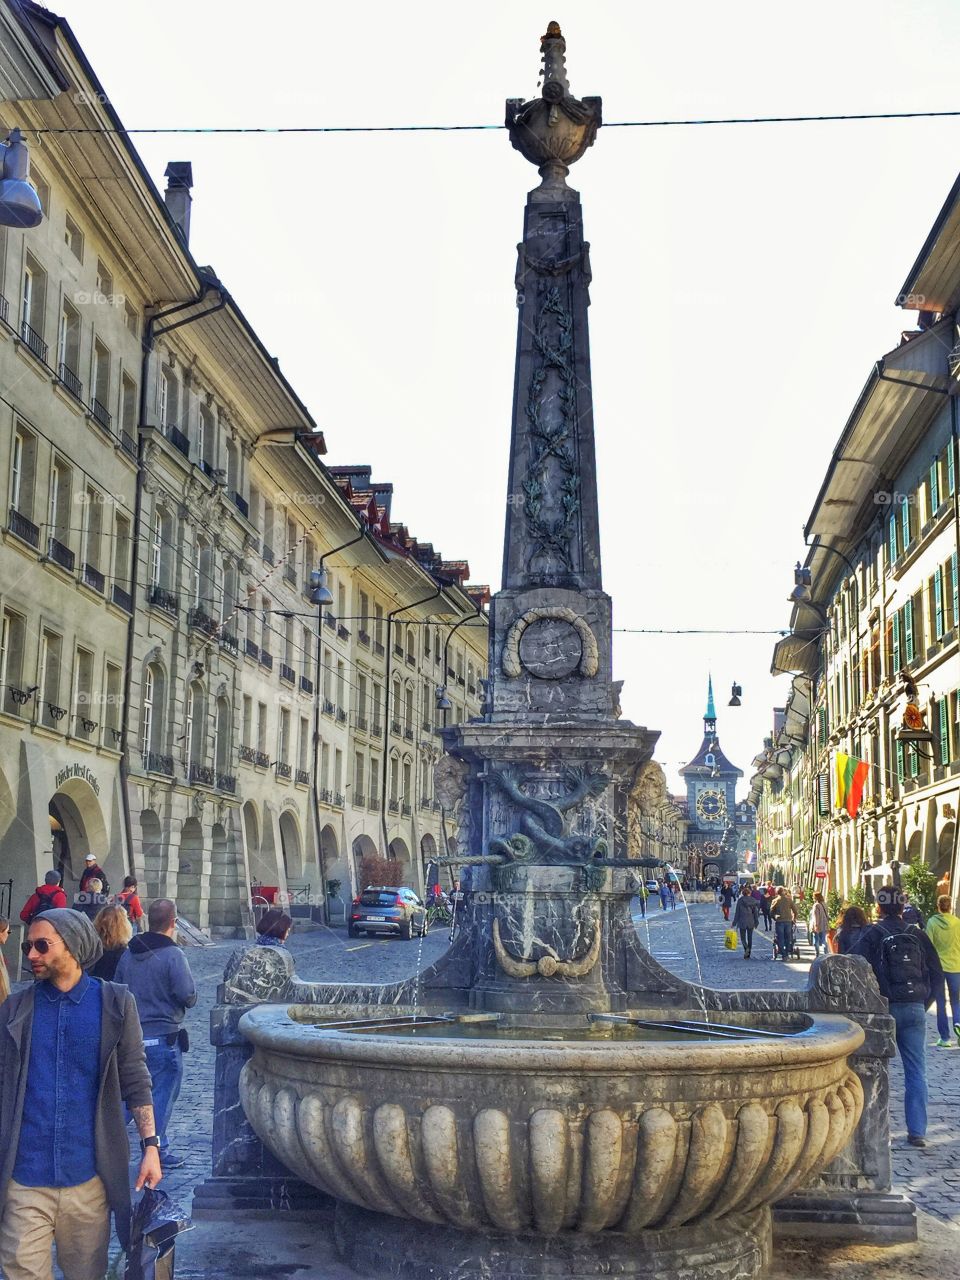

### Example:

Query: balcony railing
xmin=391 ymin=720 xmax=402 ymax=736
xmin=47 ymin=537 xmax=75 ymax=572
xmin=8 ymin=507 xmax=40 ymax=549
xmin=120 ymin=431 xmax=137 ymax=459
xmin=300 ymin=675 xmax=313 ymax=695
xmin=467 ymin=683 xmax=477 ymax=696
xmin=262 ymin=543 xmax=275 ymax=565
xmin=245 ymin=638 xmax=260 ymax=660
xmin=283 ymin=565 xmax=297 ymax=585
xmin=111 ymin=584 xmax=132 ymax=613
xmin=404 ymin=727 xmax=414 ymax=741
xmin=420 ymin=796 xmax=432 ymax=810
xmin=217 ymin=774 xmax=237 ymax=793
xmin=189 ymin=763 xmax=215 ymax=787
xmin=338 ymin=624 xmax=350 ymax=641
xmin=57 ymin=363 xmax=83 ymax=401
xmin=144 ymin=751 xmax=174 ymax=776
xmin=371 ymin=721 xmax=383 ymax=737
xmin=421 ymin=720 xmax=432 ymax=733
xmin=320 ymin=788 xmax=333 ymax=804
xmin=359 ymin=630 xmax=371 ymax=647
xmin=233 ymin=492 xmax=249 ymax=518
xmin=296 ymin=768 xmax=310 ymax=786
xmin=324 ymin=612 xmax=336 ymax=630
xmin=374 ymin=641 xmax=385 ymax=656
xmin=187 ymin=606 xmax=219 ymax=636
xmin=322 ymin=698 xmax=335 ymax=716
xmin=405 ymin=654 xmax=416 ymax=667
xmin=393 ymin=644 xmax=404 ymax=658
xmin=82 ymin=562 xmax=104 ymax=593
xmin=432 ymin=799 xmax=441 ymax=812
xmin=239 ymin=745 xmax=257 ymax=764
xmin=146 ymin=584 xmax=178 ymax=616
xmin=219 ymin=631 xmax=239 ymax=657
xmin=368 ymin=796 xmax=379 ymax=810
xmin=388 ymin=799 xmax=399 ymax=813
xmin=279 ymin=662 xmax=296 ymax=684
xmin=352 ymin=793 xmax=365 ymax=808
xmin=91 ymin=399 xmax=112 ymax=430
xmin=167 ymin=425 xmax=190 ymax=457
xmin=333 ymin=792 xmax=345 ymax=808
xmin=337 ymin=707 xmax=347 ymax=723
xmin=356 ymin=714 xmax=368 ymax=732
xmin=275 ymin=762 xmax=292 ymax=780
xmin=259 ymin=650 xmax=274 ymax=671
xmin=20 ymin=321 xmax=47 ymax=363
xmin=255 ymin=751 xmax=271 ymax=769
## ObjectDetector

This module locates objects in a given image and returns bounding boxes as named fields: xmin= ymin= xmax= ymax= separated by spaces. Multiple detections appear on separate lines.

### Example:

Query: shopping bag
xmin=124 ymin=1187 xmax=193 ymax=1280
xmin=723 ymin=929 xmax=738 ymax=950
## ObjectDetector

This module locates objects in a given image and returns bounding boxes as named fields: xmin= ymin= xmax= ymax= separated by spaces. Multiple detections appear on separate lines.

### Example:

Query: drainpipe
xmin=380 ymin=585 xmax=443 ymax=863
xmin=310 ymin=527 xmax=367 ymax=920
xmin=119 ymin=286 xmax=225 ymax=880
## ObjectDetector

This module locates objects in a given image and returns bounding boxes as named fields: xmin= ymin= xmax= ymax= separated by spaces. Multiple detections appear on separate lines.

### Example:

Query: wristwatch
xmin=140 ymin=1135 xmax=160 ymax=1151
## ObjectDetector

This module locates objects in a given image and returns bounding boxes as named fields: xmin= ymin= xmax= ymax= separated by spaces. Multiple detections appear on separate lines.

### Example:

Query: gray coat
xmin=0 ymin=981 xmax=153 ymax=1249
xmin=732 ymin=896 xmax=761 ymax=930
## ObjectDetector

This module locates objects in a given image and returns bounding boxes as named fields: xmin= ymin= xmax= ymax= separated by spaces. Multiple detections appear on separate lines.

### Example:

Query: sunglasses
xmin=21 ymin=939 xmax=57 ymax=956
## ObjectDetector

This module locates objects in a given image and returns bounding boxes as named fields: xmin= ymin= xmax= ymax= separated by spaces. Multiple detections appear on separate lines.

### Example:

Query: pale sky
xmin=58 ymin=0 xmax=960 ymax=793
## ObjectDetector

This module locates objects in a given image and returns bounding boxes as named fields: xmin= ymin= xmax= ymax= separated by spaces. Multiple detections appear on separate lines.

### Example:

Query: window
xmin=96 ymin=259 xmax=113 ymax=298
xmin=900 ymin=497 xmax=913 ymax=553
xmin=334 ymin=748 xmax=343 ymax=793
xmin=390 ymin=755 xmax=399 ymax=802
xmin=933 ymin=567 xmax=944 ymax=641
xmin=242 ymin=697 xmax=253 ymax=748
xmin=114 ymin=513 xmax=131 ymax=590
xmin=320 ymin=741 xmax=330 ymax=790
xmin=404 ymin=684 xmax=414 ymax=732
xmin=64 ymin=213 xmax=83 ymax=261
xmin=57 ymin=300 xmax=81 ymax=384
xmin=299 ymin=717 xmax=310 ymax=772
xmin=374 ymin=603 xmax=384 ymax=646
xmin=336 ymin=659 xmax=345 ymax=710
xmin=356 ymin=672 xmax=367 ymax=720
xmin=48 ymin=458 xmax=71 ymax=547
xmin=279 ymin=708 xmax=291 ymax=765
xmin=11 ymin=424 xmax=37 ymax=521
xmin=187 ymin=683 xmax=205 ymax=771
xmin=121 ymin=372 xmax=137 ymax=436
xmin=301 ymin=626 xmax=312 ymax=677
xmin=355 ymin=752 xmax=365 ymax=797
xmin=260 ymin=596 xmax=271 ymax=654
xmin=39 ymin=629 xmax=63 ymax=728
xmin=337 ymin=582 xmax=346 ymax=622
xmin=951 ymin=552 xmax=959 ymax=631
xmin=360 ymin=591 xmax=370 ymax=631
xmin=73 ymin=648 xmax=94 ymax=737
xmin=226 ymin=438 xmax=239 ymax=494
xmin=215 ymin=698 xmax=231 ymax=773
xmin=159 ymin=366 xmax=178 ymax=427
xmin=92 ymin=340 xmax=111 ymax=419
xmin=303 ymin=536 xmax=315 ymax=585
xmin=939 ymin=697 xmax=950 ymax=765
xmin=150 ymin=512 xmax=162 ymax=587
xmin=21 ymin=253 xmax=46 ymax=344
xmin=31 ymin=170 xmax=49 ymax=216
xmin=406 ymin=626 xmax=415 ymax=663
xmin=369 ymin=755 xmax=380 ymax=804
xmin=83 ymin=485 xmax=103 ymax=574
xmin=105 ymin=663 xmax=122 ymax=736
xmin=198 ymin=404 xmax=215 ymax=469
xmin=124 ymin=301 xmax=139 ymax=337
xmin=263 ymin=499 xmax=274 ymax=556
xmin=256 ymin=702 xmax=267 ymax=752
xmin=140 ymin=667 xmax=154 ymax=756
xmin=371 ymin=681 xmax=381 ymax=729
xmin=903 ymin=599 xmax=915 ymax=664
xmin=929 ymin=457 xmax=941 ymax=516
xmin=0 ymin=610 xmax=26 ymax=716
xmin=222 ymin=561 xmax=237 ymax=625
xmin=424 ymin=624 xmax=431 ymax=658
xmin=888 ymin=513 xmax=898 ymax=565
xmin=284 ymin=617 xmax=295 ymax=666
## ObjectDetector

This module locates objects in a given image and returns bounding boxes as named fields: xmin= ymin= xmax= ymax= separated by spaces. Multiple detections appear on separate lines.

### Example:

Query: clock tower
xmin=680 ymin=676 xmax=743 ymax=879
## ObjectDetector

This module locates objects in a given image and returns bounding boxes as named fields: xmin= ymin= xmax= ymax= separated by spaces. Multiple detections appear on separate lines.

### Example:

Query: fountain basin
xmin=238 ymin=1004 xmax=864 ymax=1244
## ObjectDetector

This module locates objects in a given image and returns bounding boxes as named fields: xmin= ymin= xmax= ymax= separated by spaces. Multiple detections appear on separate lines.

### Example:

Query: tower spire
xmin=705 ymin=674 xmax=717 ymax=726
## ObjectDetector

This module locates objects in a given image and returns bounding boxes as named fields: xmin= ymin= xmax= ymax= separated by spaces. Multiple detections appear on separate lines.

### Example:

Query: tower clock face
xmin=696 ymin=787 xmax=726 ymax=824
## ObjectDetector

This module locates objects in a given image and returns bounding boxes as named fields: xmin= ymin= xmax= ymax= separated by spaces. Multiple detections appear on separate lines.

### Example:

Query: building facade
xmin=679 ymin=677 xmax=746 ymax=879
xmin=0 ymin=1 xmax=487 ymax=942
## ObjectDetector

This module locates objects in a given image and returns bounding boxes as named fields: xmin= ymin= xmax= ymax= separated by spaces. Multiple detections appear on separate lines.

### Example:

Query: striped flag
xmin=835 ymin=752 xmax=870 ymax=818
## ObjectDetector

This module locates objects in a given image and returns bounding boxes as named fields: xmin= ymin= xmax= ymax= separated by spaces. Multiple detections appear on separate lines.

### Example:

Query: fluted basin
xmin=239 ymin=1005 xmax=864 ymax=1251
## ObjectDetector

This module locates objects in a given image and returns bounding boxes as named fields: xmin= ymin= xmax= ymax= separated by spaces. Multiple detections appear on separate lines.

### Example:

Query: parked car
xmin=644 ymin=879 xmax=659 ymax=893
xmin=349 ymin=886 xmax=428 ymax=940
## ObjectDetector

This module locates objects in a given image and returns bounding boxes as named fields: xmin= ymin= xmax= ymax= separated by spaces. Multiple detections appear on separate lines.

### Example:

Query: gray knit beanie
xmin=37 ymin=908 xmax=103 ymax=969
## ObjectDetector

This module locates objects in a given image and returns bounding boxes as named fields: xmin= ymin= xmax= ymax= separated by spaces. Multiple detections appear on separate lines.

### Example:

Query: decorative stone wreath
xmin=501 ymin=606 xmax=599 ymax=678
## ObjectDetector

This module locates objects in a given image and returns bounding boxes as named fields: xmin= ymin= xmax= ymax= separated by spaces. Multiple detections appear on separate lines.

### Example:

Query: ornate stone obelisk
xmin=443 ymin=22 xmax=660 ymax=1013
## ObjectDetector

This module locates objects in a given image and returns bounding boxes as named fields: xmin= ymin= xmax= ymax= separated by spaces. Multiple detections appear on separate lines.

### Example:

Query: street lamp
xmin=0 ymin=130 xmax=43 ymax=229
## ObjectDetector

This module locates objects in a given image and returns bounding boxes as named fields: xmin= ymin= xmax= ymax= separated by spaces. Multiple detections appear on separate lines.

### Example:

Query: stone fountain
xmin=198 ymin=22 xmax=913 ymax=1279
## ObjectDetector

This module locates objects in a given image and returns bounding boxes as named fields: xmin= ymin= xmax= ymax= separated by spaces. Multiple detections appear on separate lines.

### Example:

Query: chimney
xmin=163 ymin=161 xmax=193 ymax=244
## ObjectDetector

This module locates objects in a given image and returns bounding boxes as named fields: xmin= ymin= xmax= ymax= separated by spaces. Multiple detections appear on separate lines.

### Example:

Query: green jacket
xmin=770 ymin=895 xmax=797 ymax=923
xmin=0 ymin=980 xmax=153 ymax=1250
xmin=926 ymin=912 xmax=960 ymax=973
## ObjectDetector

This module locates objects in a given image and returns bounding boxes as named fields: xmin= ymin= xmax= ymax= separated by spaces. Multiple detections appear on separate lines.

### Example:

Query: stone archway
xmin=352 ymin=833 xmax=378 ymax=889
xmin=935 ymin=822 xmax=955 ymax=882
xmin=322 ymin=824 xmax=348 ymax=896
xmin=48 ymin=776 xmax=111 ymax=895
xmin=140 ymin=809 xmax=165 ymax=899
xmin=178 ymin=816 xmax=205 ymax=924
xmin=388 ymin=837 xmax=410 ymax=875
xmin=209 ymin=820 xmax=243 ymax=932
xmin=279 ymin=809 xmax=303 ymax=882
xmin=906 ymin=830 xmax=923 ymax=865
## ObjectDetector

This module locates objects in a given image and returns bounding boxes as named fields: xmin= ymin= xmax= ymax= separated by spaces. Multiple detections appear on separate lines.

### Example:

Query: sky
xmin=56 ymin=0 xmax=960 ymax=794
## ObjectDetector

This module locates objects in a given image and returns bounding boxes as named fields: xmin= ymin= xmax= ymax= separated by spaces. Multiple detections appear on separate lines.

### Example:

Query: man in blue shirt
xmin=0 ymin=908 xmax=159 ymax=1279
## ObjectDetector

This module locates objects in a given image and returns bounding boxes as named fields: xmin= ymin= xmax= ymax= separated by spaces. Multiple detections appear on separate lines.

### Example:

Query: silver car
xmin=348 ymin=885 xmax=428 ymax=940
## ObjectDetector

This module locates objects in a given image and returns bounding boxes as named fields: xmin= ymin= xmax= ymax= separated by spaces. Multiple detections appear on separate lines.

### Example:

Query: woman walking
xmin=835 ymin=904 xmax=870 ymax=954
xmin=89 ymin=903 xmax=133 ymax=980
xmin=808 ymin=892 xmax=829 ymax=957
xmin=732 ymin=885 xmax=761 ymax=958
xmin=926 ymin=895 xmax=960 ymax=1048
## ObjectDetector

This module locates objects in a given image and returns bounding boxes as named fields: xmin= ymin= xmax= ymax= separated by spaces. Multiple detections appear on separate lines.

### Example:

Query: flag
xmin=835 ymin=752 xmax=870 ymax=818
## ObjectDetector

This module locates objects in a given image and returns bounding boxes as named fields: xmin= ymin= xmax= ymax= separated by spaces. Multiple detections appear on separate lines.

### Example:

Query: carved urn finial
xmin=506 ymin=21 xmax=601 ymax=201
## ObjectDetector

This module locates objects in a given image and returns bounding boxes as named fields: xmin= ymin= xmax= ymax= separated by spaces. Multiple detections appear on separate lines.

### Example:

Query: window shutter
xmin=888 ymin=513 xmax=898 ymax=563
xmin=939 ymin=698 xmax=950 ymax=765
xmin=909 ymin=743 xmax=919 ymax=778
xmin=934 ymin=566 xmax=944 ymax=639
xmin=952 ymin=552 xmax=959 ymax=629
xmin=930 ymin=459 xmax=940 ymax=514
xmin=948 ymin=442 xmax=956 ymax=497
xmin=904 ymin=599 xmax=914 ymax=663
xmin=892 ymin=609 xmax=901 ymax=670
xmin=900 ymin=497 xmax=910 ymax=550
xmin=896 ymin=739 xmax=905 ymax=782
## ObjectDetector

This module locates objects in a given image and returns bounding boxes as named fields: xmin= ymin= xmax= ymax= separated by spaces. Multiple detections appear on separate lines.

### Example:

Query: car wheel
xmin=419 ymin=914 xmax=429 ymax=937
xmin=400 ymin=919 xmax=413 ymax=941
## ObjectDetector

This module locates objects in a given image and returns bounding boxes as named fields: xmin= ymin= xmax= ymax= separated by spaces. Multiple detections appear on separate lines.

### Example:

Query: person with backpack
xmin=925 ymin=894 xmax=960 ymax=1049
xmin=19 ymin=871 xmax=67 ymax=924
xmin=116 ymin=875 xmax=145 ymax=931
xmin=851 ymin=885 xmax=944 ymax=1146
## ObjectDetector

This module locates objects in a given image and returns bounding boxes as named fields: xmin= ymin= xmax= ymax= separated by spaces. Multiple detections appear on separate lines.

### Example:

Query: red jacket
xmin=19 ymin=884 xmax=68 ymax=921
xmin=117 ymin=889 xmax=143 ymax=923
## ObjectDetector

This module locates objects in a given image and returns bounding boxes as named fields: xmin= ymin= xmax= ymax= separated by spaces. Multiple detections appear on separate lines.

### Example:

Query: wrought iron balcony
xmin=388 ymin=799 xmax=399 ymax=813
xmin=324 ymin=611 xmax=336 ymax=630
xmin=167 ymin=425 xmax=190 ymax=457
xmin=391 ymin=720 xmax=402 ymax=736
xmin=354 ymin=793 xmax=366 ymax=807
xmin=421 ymin=720 xmax=432 ymax=732
xmin=199 ymin=458 xmax=216 ymax=478
xmin=338 ymin=624 xmax=350 ymax=641
xmin=111 ymin=584 xmax=132 ymax=612
xmin=219 ymin=631 xmax=239 ymax=657
xmin=337 ymin=707 xmax=347 ymax=723
xmin=279 ymin=662 xmax=296 ymax=684
xmin=144 ymin=751 xmax=174 ymax=776
xmin=322 ymin=698 xmax=335 ymax=717
xmin=355 ymin=714 xmax=368 ymax=732
xmin=146 ymin=584 xmax=178 ymax=616
xmin=295 ymin=769 xmax=310 ymax=786
xmin=368 ymin=796 xmax=379 ymax=810
xmin=420 ymin=796 xmax=432 ymax=810
xmin=47 ymin=537 xmax=75 ymax=572
xmin=394 ymin=644 xmax=404 ymax=658
xmin=275 ymin=762 xmax=292 ymax=780
xmin=57 ymin=363 xmax=83 ymax=401
xmin=91 ymin=399 xmax=112 ymax=430
xmin=404 ymin=727 xmax=414 ymax=741
xmin=333 ymin=791 xmax=344 ymax=807
xmin=255 ymin=750 xmax=271 ymax=769
xmin=20 ymin=321 xmax=47 ymax=363
xmin=8 ymin=507 xmax=40 ymax=549
xmin=189 ymin=763 xmax=215 ymax=787
xmin=259 ymin=650 xmax=274 ymax=671
xmin=233 ymin=492 xmax=249 ymax=518
xmin=262 ymin=543 xmax=275 ymax=565
xmin=187 ymin=606 xmax=219 ymax=636
xmin=431 ymin=799 xmax=441 ymax=812
xmin=120 ymin=432 xmax=137 ymax=459
xmin=401 ymin=803 xmax=411 ymax=817
xmin=359 ymin=630 xmax=371 ymax=647
xmin=82 ymin=562 xmax=104 ymax=593
xmin=239 ymin=745 xmax=257 ymax=764
xmin=245 ymin=638 xmax=260 ymax=660
xmin=320 ymin=788 xmax=333 ymax=804
xmin=217 ymin=774 xmax=237 ymax=793
xmin=371 ymin=722 xmax=383 ymax=737
xmin=300 ymin=675 xmax=313 ymax=695
xmin=405 ymin=654 xmax=416 ymax=667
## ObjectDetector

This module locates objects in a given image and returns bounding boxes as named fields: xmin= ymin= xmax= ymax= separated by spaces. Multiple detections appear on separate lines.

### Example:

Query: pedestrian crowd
xmin=0 ymin=862 xmax=196 ymax=1279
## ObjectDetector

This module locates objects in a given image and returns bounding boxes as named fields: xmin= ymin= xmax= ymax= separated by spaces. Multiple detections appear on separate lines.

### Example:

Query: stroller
xmin=772 ymin=922 xmax=800 ymax=961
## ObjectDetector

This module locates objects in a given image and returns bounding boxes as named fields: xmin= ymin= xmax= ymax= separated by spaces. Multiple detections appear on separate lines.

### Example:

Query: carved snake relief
xmin=492 ymin=916 xmax=602 ymax=979
xmin=488 ymin=766 xmax=608 ymax=864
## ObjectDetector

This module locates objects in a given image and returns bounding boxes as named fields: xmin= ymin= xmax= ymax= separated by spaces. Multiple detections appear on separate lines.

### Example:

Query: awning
xmin=771 ymin=632 xmax=820 ymax=678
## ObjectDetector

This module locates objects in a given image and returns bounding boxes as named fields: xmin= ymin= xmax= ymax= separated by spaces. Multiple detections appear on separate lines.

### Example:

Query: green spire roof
xmin=705 ymin=673 xmax=716 ymax=722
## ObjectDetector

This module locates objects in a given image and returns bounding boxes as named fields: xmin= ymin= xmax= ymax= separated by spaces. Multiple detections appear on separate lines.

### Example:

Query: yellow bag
xmin=723 ymin=929 xmax=738 ymax=950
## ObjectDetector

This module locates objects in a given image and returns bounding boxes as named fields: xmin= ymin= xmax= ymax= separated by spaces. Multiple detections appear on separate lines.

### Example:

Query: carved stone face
xmin=433 ymin=754 xmax=469 ymax=811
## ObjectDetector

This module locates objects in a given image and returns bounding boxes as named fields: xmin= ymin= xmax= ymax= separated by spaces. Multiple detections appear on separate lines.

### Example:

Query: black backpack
xmin=28 ymin=884 xmax=61 ymax=923
xmin=876 ymin=921 xmax=929 ymax=1002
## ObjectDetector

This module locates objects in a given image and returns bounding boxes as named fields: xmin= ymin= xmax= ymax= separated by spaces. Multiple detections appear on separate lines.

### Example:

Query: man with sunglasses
xmin=0 ymin=908 xmax=160 ymax=1279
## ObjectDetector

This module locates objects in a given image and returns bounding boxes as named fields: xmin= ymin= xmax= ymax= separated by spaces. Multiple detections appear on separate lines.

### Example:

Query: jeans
xmin=889 ymin=1001 xmax=928 ymax=1138
xmin=774 ymin=921 xmax=794 ymax=956
xmin=739 ymin=927 xmax=754 ymax=955
xmin=935 ymin=970 xmax=960 ymax=1041
xmin=145 ymin=1041 xmax=183 ymax=1154
xmin=811 ymin=930 xmax=826 ymax=955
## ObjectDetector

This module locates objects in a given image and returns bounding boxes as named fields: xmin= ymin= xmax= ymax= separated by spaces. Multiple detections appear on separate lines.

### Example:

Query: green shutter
xmin=892 ymin=608 xmax=901 ymax=670
xmin=904 ymin=598 xmax=915 ymax=663
xmin=935 ymin=566 xmax=944 ymax=639
xmin=952 ymin=552 xmax=959 ymax=629
xmin=948 ymin=442 xmax=956 ymax=496
xmin=896 ymin=739 xmax=905 ymax=782
xmin=889 ymin=513 xmax=898 ymax=563
xmin=901 ymin=498 xmax=911 ymax=550
xmin=909 ymin=743 xmax=920 ymax=778
xmin=930 ymin=459 xmax=940 ymax=513
xmin=940 ymin=698 xmax=950 ymax=765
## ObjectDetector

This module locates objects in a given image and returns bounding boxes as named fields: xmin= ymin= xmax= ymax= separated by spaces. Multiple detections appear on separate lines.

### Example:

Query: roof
xmin=680 ymin=731 xmax=743 ymax=779
xmin=897 ymin=163 xmax=960 ymax=313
